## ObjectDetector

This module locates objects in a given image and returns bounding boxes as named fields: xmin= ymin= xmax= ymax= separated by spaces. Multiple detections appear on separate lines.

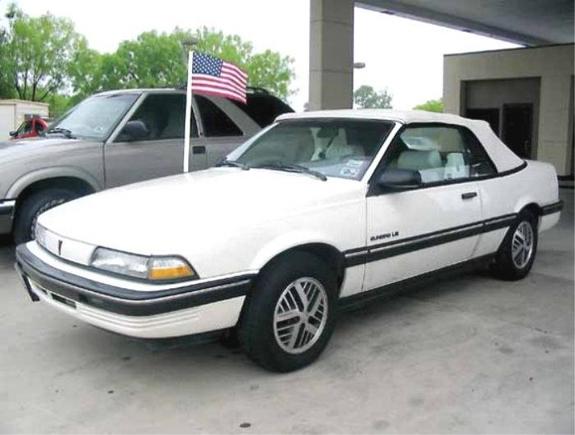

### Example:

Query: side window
xmin=119 ymin=94 xmax=197 ymax=142
xmin=231 ymin=94 xmax=293 ymax=127
xmin=383 ymin=124 xmax=496 ymax=184
xmin=195 ymin=95 xmax=243 ymax=137
xmin=18 ymin=120 xmax=33 ymax=135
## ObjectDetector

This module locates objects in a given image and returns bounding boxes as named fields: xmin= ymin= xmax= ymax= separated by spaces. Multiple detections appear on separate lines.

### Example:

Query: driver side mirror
xmin=119 ymin=120 xmax=149 ymax=142
xmin=9 ymin=130 xmax=17 ymax=137
xmin=378 ymin=168 xmax=422 ymax=190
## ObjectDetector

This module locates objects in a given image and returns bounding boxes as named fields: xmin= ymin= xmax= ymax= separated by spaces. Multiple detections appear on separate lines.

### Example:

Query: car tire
xmin=239 ymin=252 xmax=338 ymax=372
xmin=491 ymin=210 xmax=538 ymax=281
xmin=13 ymin=189 xmax=79 ymax=244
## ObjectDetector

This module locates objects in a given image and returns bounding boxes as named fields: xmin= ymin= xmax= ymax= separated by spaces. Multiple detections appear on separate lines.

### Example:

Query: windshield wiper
xmin=255 ymin=161 xmax=327 ymax=181
xmin=46 ymin=127 xmax=76 ymax=139
xmin=216 ymin=159 xmax=250 ymax=170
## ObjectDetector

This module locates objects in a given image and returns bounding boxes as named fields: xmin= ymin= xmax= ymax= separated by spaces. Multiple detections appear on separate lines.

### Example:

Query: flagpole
xmin=183 ymin=50 xmax=194 ymax=173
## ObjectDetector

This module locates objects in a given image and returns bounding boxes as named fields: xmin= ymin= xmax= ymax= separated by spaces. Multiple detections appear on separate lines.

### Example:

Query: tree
xmin=413 ymin=99 xmax=443 ymax=113
xmin=0 ymin=5 xmax=295 ymax=115
xmin=2 ymin=6 xmax=88 ymax=101
xmin=0 ymin=3 xmax=16 ymax=98
xmin=353 ymin=85 xmax=392 ymax=109
xmin=93 ymin=28 xmax=295 ymax=99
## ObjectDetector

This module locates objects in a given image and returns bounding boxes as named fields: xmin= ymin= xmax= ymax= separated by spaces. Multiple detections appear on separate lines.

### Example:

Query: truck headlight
xmin=90 ymin=247 xmax=196 ymax=281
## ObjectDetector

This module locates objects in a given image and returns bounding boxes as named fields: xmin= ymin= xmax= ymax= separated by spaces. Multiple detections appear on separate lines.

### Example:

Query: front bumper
xmin=0 ymin=199 xmax=15 ymax=235
xmin=15 ymin=244 xmax=254 ymax=338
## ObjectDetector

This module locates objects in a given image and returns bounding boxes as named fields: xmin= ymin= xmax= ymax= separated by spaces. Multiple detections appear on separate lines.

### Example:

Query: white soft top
xmin=277 ymin=109 xmax=524 ymax=173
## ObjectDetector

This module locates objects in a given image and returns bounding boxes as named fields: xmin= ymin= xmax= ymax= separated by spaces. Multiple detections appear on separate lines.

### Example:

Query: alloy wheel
xmin=511 ymin=220 xmax=534 ymax=269
xmin=273 ymin=277 xmax=328 ymax=354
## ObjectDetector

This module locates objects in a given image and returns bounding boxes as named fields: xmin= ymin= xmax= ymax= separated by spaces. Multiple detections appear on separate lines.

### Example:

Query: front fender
xmin=249 ymin=230 xmax=343 ymax=272
xmin=6 ymin=166 xmax=103 ymax=199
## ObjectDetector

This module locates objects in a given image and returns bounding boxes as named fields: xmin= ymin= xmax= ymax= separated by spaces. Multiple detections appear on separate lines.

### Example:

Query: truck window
xmin=195 ymin=95 xmax=243 ymax=137
xmin=124 ymin=94 xmax=197 ymax=141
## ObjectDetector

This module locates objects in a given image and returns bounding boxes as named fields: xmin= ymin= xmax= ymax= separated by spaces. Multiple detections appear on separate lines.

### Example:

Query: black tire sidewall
xmin=240 ymin=252 xmax=338 ymax=372
xmin=493 ymin=211 xmax=538 ymax=280
xmin=13 ymin=189 xmax=77 ymax=244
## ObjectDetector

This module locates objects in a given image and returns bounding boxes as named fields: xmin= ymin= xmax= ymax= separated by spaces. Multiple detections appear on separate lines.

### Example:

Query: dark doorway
xmin=503 ymin=104 xmax=533 ymax=158
xmin=466 ymin=108 xmax=500 ymax=134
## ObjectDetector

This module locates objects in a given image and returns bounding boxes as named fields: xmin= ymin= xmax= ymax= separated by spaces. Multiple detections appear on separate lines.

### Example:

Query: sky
xmin=6 ymin=0 xmax=518 ymax=110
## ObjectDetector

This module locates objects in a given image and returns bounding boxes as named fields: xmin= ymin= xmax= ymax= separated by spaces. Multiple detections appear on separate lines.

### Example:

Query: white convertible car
xmin=16 ymin=110 xmax=562 ymax=372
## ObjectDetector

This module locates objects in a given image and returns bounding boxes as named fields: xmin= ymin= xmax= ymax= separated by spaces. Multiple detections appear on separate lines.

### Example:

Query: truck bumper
xmin=0 ymin=199 xmax=15 ymax=235
xmin=15 ymin=244 xmax=253 ymax=339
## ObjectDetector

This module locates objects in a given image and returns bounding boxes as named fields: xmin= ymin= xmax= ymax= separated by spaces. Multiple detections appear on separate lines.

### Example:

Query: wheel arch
xmin=10 ymin=172 xmax=100 ymax=216
xmin=515 ymin=200 xmax=544 ymax=228
xmin=8 ymin=168 xmax=101 ymax=204
xmin=250 ymin=238 xmax=347 ymax=294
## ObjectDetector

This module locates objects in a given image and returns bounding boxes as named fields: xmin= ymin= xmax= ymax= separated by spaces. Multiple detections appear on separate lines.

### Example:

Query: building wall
xmin=443 ymin=44 xmax=574 ymax=176
xmin=464 ymin=78 xmax=541 ymax=158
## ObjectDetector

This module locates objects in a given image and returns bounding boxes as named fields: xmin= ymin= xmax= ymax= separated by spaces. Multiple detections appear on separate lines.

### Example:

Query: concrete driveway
xmin=1 ymin=190 xmax=573 ymax=434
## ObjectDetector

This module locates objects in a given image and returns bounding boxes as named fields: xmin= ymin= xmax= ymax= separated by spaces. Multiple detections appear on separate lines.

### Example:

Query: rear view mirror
xmin=378 ymin=168 xmax=422 ymax=190
xmin=120 ymin=120 xmax=149 ymax=141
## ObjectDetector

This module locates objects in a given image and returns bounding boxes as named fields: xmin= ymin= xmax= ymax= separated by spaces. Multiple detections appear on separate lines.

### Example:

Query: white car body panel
xmin=16 ymin=109 xmax=562 ymax=341
xmin=365 ymin=182 xmax=482 ymax=289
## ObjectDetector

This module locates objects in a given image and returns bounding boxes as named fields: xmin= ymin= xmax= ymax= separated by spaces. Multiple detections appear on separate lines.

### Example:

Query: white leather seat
xmin=397 ymin=150 xmax=444 ymax=183
xmin=444 ymin=153 xmax=469 ymax=180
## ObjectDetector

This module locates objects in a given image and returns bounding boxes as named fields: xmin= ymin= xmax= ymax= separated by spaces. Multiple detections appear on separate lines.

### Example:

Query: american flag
xmin=191 ymin=52 xmax=248 ymax=103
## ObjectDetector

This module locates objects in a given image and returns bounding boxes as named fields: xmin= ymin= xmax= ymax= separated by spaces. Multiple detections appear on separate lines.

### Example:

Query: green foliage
xmin=0 ymin=5 xmax=295 ymax=116
xmin=2 ymin=5 xmax=87 ymax=101
xmin=353 ymin=85 xmax=392 ymax=109
xmin=92 ymin=27 xmax=295 ymax=99
xmin=413 ymin=99 xmax=444 ymax=113
xmin=44 ymin=93 xmax=72 ymax=118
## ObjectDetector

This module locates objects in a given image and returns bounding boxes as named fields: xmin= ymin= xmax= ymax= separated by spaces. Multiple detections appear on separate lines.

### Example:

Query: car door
xmin=193 ymin=95 xmax=257 ymax=168
xmin=363 ymin=123 xmax=497 ymax=291
xmin=104 ymin=93 xmax=199 ymax=187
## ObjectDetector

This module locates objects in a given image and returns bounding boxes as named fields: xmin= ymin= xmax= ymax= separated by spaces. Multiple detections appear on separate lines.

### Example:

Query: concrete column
xmin=309 ymin=0 xmax=354 ymax=110
xmin=537 ymin=74 xmax=573 ymax=176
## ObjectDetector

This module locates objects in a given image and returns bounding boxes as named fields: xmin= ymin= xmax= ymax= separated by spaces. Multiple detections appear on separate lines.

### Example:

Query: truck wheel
xmin=239 ymin=252 xmax=338 ymax=372
xmin=491 ymin=210 xmax=538 ymax=281
xmin=13 ymin=189 xmax=78 ymax=244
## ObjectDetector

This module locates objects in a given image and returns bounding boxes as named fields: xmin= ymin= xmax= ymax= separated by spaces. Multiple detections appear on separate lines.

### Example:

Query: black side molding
xmin=339 ymin=254 xmax=495 ymax=311
xmin=541 ymin=201 xmax=563 ymax=216
xmin=344 ymin=214 xmax=516 ymax=267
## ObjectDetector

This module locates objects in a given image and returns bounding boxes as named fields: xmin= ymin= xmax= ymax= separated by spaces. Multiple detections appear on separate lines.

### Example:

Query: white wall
xmin=443 ymin=44 xmax=574 ymax=176
xmin=0 ymin=105 xmax=15 ymax=141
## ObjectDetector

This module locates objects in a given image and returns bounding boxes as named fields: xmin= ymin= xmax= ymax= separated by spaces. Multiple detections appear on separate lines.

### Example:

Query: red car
xmin=9 ymin=117 xmax=49 ymax=139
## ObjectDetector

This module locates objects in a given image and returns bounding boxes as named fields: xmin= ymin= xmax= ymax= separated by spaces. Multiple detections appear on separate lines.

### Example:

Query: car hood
xmin=38 ymin=168 xmax=366 ymax=255
xmin=0 ymin=136 xmax=96 ymax=164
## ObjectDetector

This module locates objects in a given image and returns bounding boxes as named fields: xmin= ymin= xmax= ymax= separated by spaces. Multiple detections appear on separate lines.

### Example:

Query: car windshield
xmin=49 ymin=93 xmax=139 ymax=140
xmin=232 ymin=119 xmax=394 ymax=180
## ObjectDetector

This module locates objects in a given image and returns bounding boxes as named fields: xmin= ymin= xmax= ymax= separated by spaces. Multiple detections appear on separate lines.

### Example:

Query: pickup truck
xmin=9 ymin=116 xmax=49 ymax=140
xmin=0 ymin=88 xmax=293 ymax=243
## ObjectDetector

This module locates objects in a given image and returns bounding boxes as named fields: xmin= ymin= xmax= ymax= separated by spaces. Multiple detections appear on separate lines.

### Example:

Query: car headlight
xmin=90 ymin=247 xmax=196 ymax=281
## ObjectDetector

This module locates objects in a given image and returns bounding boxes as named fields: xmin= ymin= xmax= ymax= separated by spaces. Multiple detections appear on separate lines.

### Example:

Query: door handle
xmin=192 ymin=146 xmax=206 ymax=155
xmin=461 ymin=192 xmax=478 ymax=200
